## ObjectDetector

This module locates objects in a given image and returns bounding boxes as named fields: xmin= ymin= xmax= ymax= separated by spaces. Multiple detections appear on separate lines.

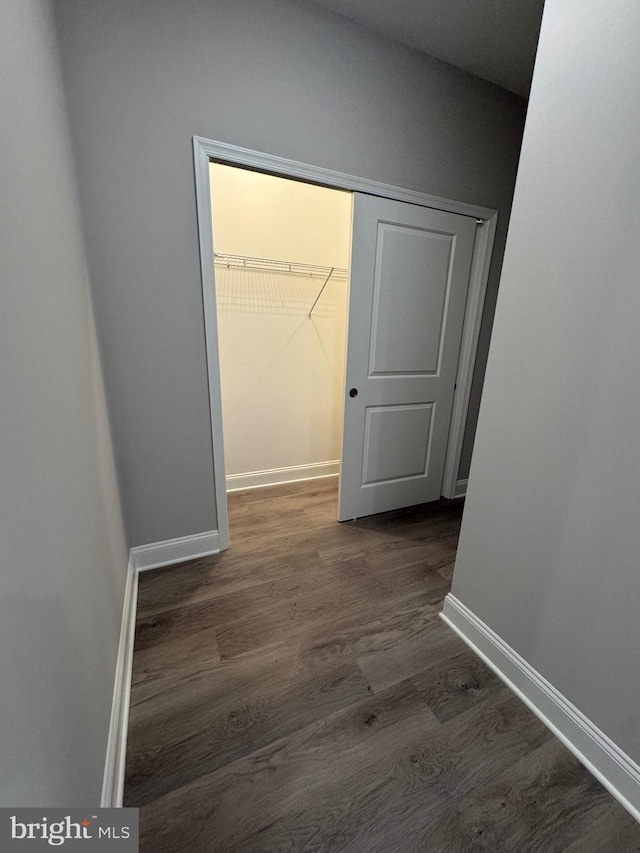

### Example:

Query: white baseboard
xmin=103 ymin=528 xmax=221 ymax=804
xmin=130 ymin=529 xmax=220 ymax=572
xmin=441 ymin=594 xmax=640 ymax=824
xmin=454 ymin=478 xmax=468 ymax=498
xmin=101 ymin=558 xmax=138 ymax=808
xmin=226 ymin=461 xmax=340 ymax=492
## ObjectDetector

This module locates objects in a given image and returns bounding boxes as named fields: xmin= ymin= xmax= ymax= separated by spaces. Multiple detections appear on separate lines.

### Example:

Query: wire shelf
xmin=214 ymin=252 xmax=349 ymax=279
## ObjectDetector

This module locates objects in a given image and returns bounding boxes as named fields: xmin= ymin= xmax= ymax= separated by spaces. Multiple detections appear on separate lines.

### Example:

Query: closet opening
xmin=209 ymin=162 xmax=352 ymax=532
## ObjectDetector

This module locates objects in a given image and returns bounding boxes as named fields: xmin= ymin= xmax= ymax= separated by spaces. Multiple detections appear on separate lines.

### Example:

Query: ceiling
xmin=309 ymin=0 xmax=545 ymax=97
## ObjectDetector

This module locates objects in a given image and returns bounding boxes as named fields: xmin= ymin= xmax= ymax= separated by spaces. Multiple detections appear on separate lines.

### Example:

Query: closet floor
xmin=125 ymin=478 xmax=640 ymax=852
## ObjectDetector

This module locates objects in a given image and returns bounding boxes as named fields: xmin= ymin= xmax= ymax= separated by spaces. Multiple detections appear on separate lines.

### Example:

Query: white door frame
xmin=193 ymin=136 xmax=498 ymax=549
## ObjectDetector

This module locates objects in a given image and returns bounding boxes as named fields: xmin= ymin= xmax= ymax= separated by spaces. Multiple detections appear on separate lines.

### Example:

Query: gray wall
xmin=55 ymin=0 xmax=526 ymax=546
xmin=452 ymin=0 xmax=640 ymax=761
xmin=0 ymin=0 xmax=128 ymax=805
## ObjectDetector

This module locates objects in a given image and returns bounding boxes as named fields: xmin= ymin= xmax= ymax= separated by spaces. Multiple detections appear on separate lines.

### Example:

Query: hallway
xmin=125 ymin=479 xmax=639 ymax=851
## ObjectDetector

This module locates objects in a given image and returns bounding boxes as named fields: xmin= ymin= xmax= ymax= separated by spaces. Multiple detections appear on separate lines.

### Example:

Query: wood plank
xmin=410 ymin=647 xmax=504 ymax=723
xmin=356 ymin=617 xmax=471 ymax=693
xmin=299 ymin=600 xmax=441 ymax=669
xmin=136 ymin=549 xmax=325 ymax=620
xmin=222 ymin=691 xmax=545 ymax=853
xmin=394 ymin=690 xmax=551 ymax=807
xmin=206 ymin=555 xmax=450 ymax=661
xmin=436 ymin=560 xmax=455 ymax=581
xmin=125 ymin=480 xmax=640 ymax=851
xmin=125 ymin=646 xmax=371 ymax=806
xmin=136 ymin=679 xmax=441 ymax=853
xmin=415 ymin=737 xmax=640 ymax=853
xmin=131 ymin=623 xmax=220 ymax=708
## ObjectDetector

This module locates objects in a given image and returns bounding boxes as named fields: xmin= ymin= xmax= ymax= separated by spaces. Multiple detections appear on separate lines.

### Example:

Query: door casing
xmin=193 ymin=136 xmax=498 ymax=551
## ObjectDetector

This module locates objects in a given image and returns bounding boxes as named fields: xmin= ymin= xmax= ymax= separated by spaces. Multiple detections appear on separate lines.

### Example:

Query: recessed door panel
xmin=362 ymin=403 xmax=434 ymax=485
xmin=369 ymin=225 xmax=453 ymax=376
xmin=339 ymin=194 xmax=476 ymax=520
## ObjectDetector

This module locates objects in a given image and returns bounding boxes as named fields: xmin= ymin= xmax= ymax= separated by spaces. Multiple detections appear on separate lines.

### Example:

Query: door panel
xmin=339 ymin=194 xmax=476 ymax=521
xmin=362 ymin=403 xmax=435 ymax=484
xmin=369 ymin=225 xmax=453 ymax=376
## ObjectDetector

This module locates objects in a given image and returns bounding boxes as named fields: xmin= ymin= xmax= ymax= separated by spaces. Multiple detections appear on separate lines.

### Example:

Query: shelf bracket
xmin=307 ymin=267 xmax=335 ymax=319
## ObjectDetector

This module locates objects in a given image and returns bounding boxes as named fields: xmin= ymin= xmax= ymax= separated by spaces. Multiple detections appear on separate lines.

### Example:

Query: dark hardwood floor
xmin=125 ymin=478 xmax=640 ymax=851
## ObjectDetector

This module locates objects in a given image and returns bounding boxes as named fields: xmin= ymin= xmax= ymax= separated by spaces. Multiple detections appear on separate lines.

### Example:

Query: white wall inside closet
xmin=210 ymin=164 xmax=352 ymax=490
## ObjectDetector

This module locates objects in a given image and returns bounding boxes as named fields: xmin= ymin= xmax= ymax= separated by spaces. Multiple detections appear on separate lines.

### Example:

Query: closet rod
xmin=213 ymin=252 xmax=348 ymax=279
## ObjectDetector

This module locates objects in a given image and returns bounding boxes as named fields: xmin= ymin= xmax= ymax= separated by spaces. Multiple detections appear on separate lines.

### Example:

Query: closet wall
xmin=210 ymin=164 xmax=352 ymax=490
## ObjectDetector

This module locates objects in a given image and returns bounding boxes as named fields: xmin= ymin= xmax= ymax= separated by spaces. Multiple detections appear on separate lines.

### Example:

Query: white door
xmin=338 ymin=194 xmax=477 ymax=521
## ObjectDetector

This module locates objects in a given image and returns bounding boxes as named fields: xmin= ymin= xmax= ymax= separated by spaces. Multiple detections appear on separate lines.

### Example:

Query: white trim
xmin=101 ymin=558 xmax=138 ymax=808
xmin=131 ymin=530 xmax=220 ymax=572
xmin=194 ymin=138 xmax=497 ymax=220
xmin=102 ymin=531 xmax=222 ymax=806
xmin=193 ymin=137 xmax=497 ymax=536
xmin=226 ymin=461 xmax=339 ymax=492
xmin=441 ymin=216 xmax=496 ymax=499
xmin=453 ymin=478 xmax=468 ymax=499
xmin=441 ymin=594 xmax=640 ymax=824
xmin=194 ymin=140 xmax=230 ymax=551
